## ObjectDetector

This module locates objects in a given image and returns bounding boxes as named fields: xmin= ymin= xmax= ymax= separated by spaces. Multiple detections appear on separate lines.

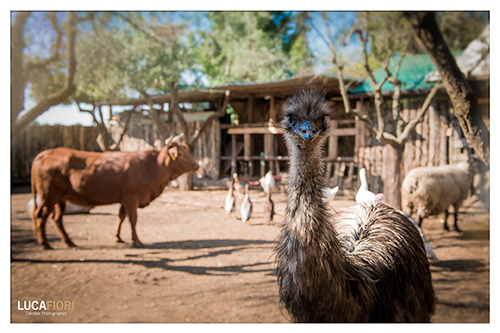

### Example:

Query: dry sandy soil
xmin=10 ymin=185 xmax=489 ymax=323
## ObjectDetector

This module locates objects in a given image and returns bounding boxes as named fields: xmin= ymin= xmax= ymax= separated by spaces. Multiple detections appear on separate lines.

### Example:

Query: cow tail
xmin=31 ymin=156 xmax=42 ymax=218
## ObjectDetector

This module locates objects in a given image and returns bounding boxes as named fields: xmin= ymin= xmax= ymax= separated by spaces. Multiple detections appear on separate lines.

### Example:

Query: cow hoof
xmin=132 ymin=242 xmax=144 ymax=248
xmin=66 ymin=242 xmax=77 ymax=248
xmin=443 ymin=224 xmax=450 ymax=231
xmin=453 ymin=226 xmax=461 ymax=232
xmin=115 ymin=238 xmax=125 ymax=244
xmin=41 ymin=244 xmax=53 ymax=250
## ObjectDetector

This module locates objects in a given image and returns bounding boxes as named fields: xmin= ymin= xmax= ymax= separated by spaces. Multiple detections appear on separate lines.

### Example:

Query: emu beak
xmin=296 ymin=120 xmax=314 ymax=141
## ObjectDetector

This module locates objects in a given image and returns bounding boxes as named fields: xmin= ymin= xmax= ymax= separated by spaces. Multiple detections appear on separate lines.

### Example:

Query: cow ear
xmin=168 ymin=146 xmax=178 ymax=161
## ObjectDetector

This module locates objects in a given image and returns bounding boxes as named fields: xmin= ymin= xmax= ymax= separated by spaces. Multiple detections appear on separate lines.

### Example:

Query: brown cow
xmin=30 ymin=134 xmax=199 ymax=249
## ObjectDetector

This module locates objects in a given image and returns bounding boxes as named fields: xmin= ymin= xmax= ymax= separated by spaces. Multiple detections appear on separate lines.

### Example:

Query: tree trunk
xmin=12 ymin=12 xmax=78 ymax=136
xmin=404 ymin=11 xmax=490 ymax=167
xmin=11 ymin=12 xmax=31 ymax=128
xmin=382 ymin=143 xmax=403 ymax=210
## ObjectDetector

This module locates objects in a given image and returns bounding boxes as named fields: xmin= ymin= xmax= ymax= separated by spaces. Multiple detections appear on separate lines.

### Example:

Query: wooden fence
xmin=355 ymin=99 xmax=471 ymax=194
xmin=109 ymin=116 xmax=221 ymax=179
xmin=11 ymin=125 xmax=101 ymax=183
xmin=11 ymin=99 xmax=475 ymax=191
xmin=11 ymin=118 xmax=221 ymax=184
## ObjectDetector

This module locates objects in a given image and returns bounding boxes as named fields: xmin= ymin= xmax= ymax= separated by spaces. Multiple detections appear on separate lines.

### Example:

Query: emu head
xmin=281 ymin=88 xmax=331 ymax=148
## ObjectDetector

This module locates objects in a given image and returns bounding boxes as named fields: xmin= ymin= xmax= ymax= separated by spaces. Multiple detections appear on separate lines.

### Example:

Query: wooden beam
xmin=231 ymin=134 xmax=237 ymax=176
xmin=264 ymin=133 xmax=275 ymax=174
xmin=248 ymin=96 xmax=253 ymax=124
xmin=228 ymin=126 xmax=283 ymax=135
xmin=244 ymin=132 xmax=253 ymax=176
xmin=330 ymin=128 xmax=358 ymax=136
xmin=268 ymin=95 xmax=276 ymax=123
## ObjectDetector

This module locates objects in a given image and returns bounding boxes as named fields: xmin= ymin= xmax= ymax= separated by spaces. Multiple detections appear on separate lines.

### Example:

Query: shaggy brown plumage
xmin=275 ymin=88 xmax=435 ymax=322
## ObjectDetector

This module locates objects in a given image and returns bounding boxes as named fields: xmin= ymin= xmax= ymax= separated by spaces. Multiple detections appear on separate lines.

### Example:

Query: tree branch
xmin=188 ymin=90 xmax=230 ymax=151
xmin=11 ymin=12 xmax=32 ymax=124
xmin=169 ymin=81 xmax=189 ymax=143
xmin=107 ymin=109 xmax=133 ymax=151
xmin=24 ymin=12 xmax=62 ymax=73
xmin=404 ymin=11 xmax=490 ymax=166
xmin=12 ymin=12 xmax=78 ymax=136
xmin=396 ymin=82 xmax=443 ymax=144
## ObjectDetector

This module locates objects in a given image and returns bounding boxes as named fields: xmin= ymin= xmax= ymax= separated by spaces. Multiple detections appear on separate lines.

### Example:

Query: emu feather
xmin=275 ymin=88 xmax=435 ymax=322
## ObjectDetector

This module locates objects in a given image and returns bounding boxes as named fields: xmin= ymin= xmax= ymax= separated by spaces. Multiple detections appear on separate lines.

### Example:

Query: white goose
xmin=259 ymin=170 xmax=276 ymax=193
xmin=324 ymin=186 xmax=339 ymax=203
xmin=356 ymin=168 xmax=385 ymax=204
xmin=225 ymin=178 xmax=236 ymax=215
xmin=241 ymin=183 xmax=253 ymax=223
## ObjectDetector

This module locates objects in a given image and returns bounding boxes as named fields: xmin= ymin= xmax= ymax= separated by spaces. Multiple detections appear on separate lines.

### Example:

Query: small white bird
xmin=241 ymin=183 xmax=253 ymax=223
xmin=225 ymin=179 xmax=236 ymax=215
xmin=356 ymin=168 xmax=385 ymax=204
xmin=324 ymin=186 xmax=339 ymax=203
xmin=264 ymin=189 xmax=275 ymax=221
xmin=233 ymin=173 xmax=245 ymax=195
xmin=259 ymin=170 xmax=276 ymax=193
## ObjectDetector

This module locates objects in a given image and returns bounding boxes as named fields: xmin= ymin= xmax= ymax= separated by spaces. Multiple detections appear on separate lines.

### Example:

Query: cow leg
xmin=123 ymin=202 xmax=143 ymax=248
xmin=114 ymin=205 xmax=126 ymax=243
xmin=50 ymin=202 xmax=76 ymax=248
xmin=32 ymin=203 xmax=53 ymax=250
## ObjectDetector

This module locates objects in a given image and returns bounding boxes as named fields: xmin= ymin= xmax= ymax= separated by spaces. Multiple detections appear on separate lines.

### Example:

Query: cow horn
xmin=173 ymin=133 xmax=184 ymax=142
xmin=165 ymin=135 xmax=174 ymax=146
xmin=164 ymin=133 xmax=185 ymax=146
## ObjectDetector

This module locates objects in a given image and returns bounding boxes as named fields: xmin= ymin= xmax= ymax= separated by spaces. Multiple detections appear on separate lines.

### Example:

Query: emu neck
xmin=280 ymin=140 xmax=347 ymax=316
xmin=286 ymin=143 xmax=335 ymax=239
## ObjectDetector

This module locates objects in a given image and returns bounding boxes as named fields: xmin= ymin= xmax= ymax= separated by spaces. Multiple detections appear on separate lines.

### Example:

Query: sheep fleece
xmin=401 ymin=162 xmax=473 ymax=218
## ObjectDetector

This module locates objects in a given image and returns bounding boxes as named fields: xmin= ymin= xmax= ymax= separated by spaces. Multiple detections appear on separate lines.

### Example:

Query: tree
xmin=404 ymin=11 xmax=490 ymax=167
xmin=11 ymin=12 xmax=80 ymax=135
xmin=195 ymin=11 xmax=313 ymax=85
xmin=314 ymin=11 xmax=444 ymax=209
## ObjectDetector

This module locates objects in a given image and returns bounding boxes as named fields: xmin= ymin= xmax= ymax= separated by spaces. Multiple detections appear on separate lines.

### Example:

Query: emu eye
xmin=288 ymin=116 xmax=297 ymax=127
xmin=312 ymin=129 xmax=317 ymax=135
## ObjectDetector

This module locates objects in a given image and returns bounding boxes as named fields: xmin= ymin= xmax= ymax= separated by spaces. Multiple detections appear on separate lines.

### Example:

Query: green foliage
xmin=74 ymin=12 xmax=196 ymax=104
xmin=437 ymin=11 xmax=489 ymax=52
xmin=196 ymin=12 xmax=313 ymax=85
xmin=226 ymin=104 xmax=238 ymax=125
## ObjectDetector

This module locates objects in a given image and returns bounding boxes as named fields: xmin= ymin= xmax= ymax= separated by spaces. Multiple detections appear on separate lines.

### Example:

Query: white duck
xmin=241 ymin=183 xmax=253 ymax=223
xmin=324 ymin=186 xmax=339 ymax=203
xmin=356 ymin=168 xmax=385 ymax=204
xmin=225 ymin=178 xmax=236 ymax=215
xmin=259 ymin=170 xmax=276 ymax=193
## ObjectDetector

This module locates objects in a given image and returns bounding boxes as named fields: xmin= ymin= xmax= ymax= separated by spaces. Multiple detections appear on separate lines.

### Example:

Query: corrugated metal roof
xmin=427 ymin=24 xmax=489 ymax=82
xmin=350 ymin=54 xmax=438 ymax=93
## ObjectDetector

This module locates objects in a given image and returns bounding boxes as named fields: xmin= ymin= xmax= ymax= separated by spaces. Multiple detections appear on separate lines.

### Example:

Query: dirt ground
xmin=10 ymin=185 xmax=490 ymax=323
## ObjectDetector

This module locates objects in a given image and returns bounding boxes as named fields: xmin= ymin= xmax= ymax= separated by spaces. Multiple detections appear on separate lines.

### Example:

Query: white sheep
xmin=401 ymin=161 xmax=476 ymax=232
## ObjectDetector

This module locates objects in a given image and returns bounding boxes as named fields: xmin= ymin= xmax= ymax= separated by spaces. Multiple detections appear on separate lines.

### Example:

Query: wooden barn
xmin=12 ymin=26 xmax=488 ymax=199
xmin=348 ymin=29 xmax=489 ymax=197
xmin=105 ymin=74 xmax=366 ymax=192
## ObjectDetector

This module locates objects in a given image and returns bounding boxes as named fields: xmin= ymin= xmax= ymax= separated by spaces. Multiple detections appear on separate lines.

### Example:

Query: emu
xmin=275 ymin=88 xmax=435 ymax=322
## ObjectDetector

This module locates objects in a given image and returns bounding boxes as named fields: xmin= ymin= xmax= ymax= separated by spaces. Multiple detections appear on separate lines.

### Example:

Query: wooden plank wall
xmin=357 ymin=100 xmax=470 ymax=194
xmin=11 ymin=125 xmax=101 ymax=182
xmin=110 ymin=117 xmax=221 ymax=179
xmin=12 ymin=119 xmax=221 ymax=183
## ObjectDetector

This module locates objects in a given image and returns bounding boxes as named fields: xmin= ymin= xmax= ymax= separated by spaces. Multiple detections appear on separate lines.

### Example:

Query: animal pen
xmin=11 ymin=74 xmax=486 ymax=198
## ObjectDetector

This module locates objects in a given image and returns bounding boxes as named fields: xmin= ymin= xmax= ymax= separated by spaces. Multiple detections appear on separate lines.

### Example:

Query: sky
xmin=15 ymin=11 xmax=354 ymax=127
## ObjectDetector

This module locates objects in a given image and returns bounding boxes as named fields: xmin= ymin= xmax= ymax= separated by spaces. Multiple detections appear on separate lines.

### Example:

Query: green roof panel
xmin=350 ymin=54 xmax=439 ymax=93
